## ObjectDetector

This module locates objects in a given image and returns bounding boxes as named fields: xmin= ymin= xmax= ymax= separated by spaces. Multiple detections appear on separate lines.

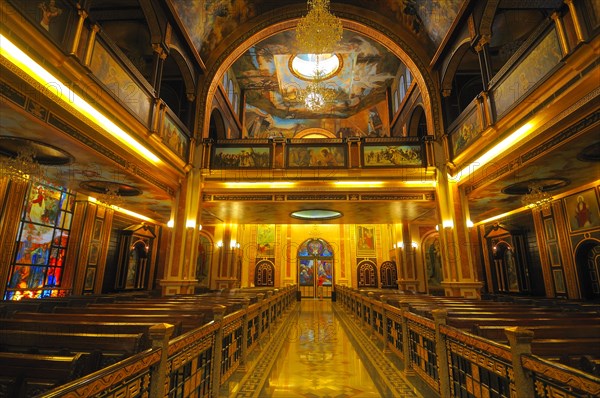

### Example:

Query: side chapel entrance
xmin=298 ymin=238 xmax=334 ymax=298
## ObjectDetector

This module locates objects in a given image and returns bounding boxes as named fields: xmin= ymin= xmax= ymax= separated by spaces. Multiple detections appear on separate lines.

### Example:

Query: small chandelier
xmin=522 ymin=182 xmax=553 ymax=210
xmin=298 ymin=65 xmax=337 ymax=111
xmin=97 ymin=183 xmax=124 ymax=208
xmin=295 ymin=0 xmax=343 ymax=54
xmin=0 ymin=147 xmax=43 ymax=182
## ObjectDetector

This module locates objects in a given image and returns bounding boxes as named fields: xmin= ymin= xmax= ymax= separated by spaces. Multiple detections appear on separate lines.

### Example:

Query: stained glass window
xmin=4 ymin=181 xmax=74 ymax=300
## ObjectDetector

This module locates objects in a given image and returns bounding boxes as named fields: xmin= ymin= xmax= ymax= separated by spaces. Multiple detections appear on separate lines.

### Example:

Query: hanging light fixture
xmin=96 ymin=182 xmax=125 ymax=208
xmin=521 ymin=182 xmax=553 ymax=210
xmin=295 ymin=0 xmax=343 ymax=54
xmin=0 ymin=147 xmax=43 ymax=182
xmin=297 ymin=58 xmax=337 ymax=111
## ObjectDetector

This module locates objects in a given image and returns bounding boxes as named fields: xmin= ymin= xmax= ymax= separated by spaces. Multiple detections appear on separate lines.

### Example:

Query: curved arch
xmin=197 ymin=5 xmax=441 ymax=142
xmin=138 ymin=0 xmax=165 ymax=44
xmin=209 ymin=108 xmax=227 ymax=140
xmin=479 ymin=0 xmax=501 ymax=38
xmin=574 ymin=238 xmax=600 ymax=300
xmin=294 ymin=128 xmax=337 ymax=139
xmin=440 ymin=38 xmax=472 ymax=95
xmin=357 ymin=260 xmax=378 ymax=288
xmin=408 ymin=105 xmax=427 ymax=137
xmin=168 ymin=45 xmax=197 ymax=99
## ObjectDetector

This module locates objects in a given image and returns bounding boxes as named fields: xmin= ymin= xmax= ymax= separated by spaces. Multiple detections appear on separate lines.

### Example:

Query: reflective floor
xmin=259 ymin=299 xmax=387 ymax=397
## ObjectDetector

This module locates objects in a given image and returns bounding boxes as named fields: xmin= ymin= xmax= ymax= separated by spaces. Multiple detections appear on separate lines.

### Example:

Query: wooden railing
xmin=336 ymin=285 xmax=600 ymax=398
xmin=39 ymin=285 xmax=296 ymax=398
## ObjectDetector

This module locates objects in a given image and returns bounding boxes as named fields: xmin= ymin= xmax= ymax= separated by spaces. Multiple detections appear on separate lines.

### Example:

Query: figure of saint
xmin=28 ymin=185 xmax=46 ymax=224
xmin=39 ymin=0 xmax=62 ymax=32
xmin=575 ymin=195 xmax=592 ymax=228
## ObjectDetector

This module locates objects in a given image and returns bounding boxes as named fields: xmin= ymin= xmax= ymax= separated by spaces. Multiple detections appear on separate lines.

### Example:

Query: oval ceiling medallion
xmin=577 ymin=141 xmax=600 ymax=162
xmin=79 ymin=180 xmax=142 ymax=197
xmin=502 ymin=178 xmax=570 ymax=195
xmin=290 ymin=209 xmax=343 ymax=220
xmin=0 ymin=136 xmax=73 ymax=165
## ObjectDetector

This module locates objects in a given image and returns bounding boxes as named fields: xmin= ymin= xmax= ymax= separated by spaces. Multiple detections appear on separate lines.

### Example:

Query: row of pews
xmin=0 ymin=287 xmax=292 ymax=398
xmin=383 ymin=292 xmax=600 ymax=375
xmin=336 ymin=286 xmax=600 ymax=398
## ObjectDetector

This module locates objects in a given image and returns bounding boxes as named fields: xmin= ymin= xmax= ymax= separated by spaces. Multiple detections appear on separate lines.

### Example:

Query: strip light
xmin=452 ymin=122 xmax=534 ymax=183
xmin=88 ymin=196 xmax=155 ymax=222
xmin=224 ymin=182 xmax=296 ymax=188
xmin=0 ymin=34 xmax=160 ymax=163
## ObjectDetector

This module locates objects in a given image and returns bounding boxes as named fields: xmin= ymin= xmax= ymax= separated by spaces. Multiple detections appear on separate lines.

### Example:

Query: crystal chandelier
xmin=522 ymin=182 xmax=553 ymax=210
xmin=295 ymin=0 xmax=343 ymax=54
xmin=0 ymin=147 xmax=43 ymax=182
xmin=298 ymin=65 xmax=337 ymax=111
xmin=96 ymin=183 xmax=124 ymax=208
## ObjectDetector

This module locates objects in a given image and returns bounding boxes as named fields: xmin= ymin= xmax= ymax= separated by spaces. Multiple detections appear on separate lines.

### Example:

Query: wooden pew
xmin=10 ymin=310 xmax=208 ymax=332
xmin=0 ymin=352 xmax=88 ymax=398
xmin=0 ymin=329 xmax=145 ymax=369
xmin=0 ymin=318 xmax=183 ymax=340
xmin=474 ymin=324 xmax=600 ymax=342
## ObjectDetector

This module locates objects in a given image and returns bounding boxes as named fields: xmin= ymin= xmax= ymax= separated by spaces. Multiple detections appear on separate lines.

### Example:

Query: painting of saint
xmin=424 ymin=235 xmax=443 ymax=288
xmin=564 ymin=189 xmax=600 ymax=232
xmin=356 ymin=225 xmax=376 ymax=256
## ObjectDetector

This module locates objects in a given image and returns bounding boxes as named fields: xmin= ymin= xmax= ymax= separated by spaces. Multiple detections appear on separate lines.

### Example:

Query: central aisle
xmin=260 ymin=299 xmax=383 ymax=397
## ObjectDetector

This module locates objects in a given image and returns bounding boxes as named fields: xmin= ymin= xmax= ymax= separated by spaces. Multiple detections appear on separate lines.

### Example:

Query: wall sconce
xmin=186 ymin=219 xmax=196 ymax=229
xmin=198 ymin=224 xmax=203 ymax=231
xmin=411 ymin=241 xmax=418 ymax=249
xmin=167 ymin=220 xmax=174 ymax=228
xmin=216 ymin=240 xmax=223 ymax=248
xmin=466 ymin=220 xmax=474 ymax=228
xmin=442 ymin=220 xmax=454 ymax=229
xmin=230 ymin=239 xmax=237 ymax=249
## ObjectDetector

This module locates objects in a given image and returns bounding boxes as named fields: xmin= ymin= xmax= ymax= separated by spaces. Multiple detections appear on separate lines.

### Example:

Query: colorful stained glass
xmin=4 ymin=182 xmax=74 ymax=300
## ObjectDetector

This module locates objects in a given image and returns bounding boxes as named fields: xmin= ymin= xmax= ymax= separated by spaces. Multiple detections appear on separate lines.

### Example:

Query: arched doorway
xmin=357 ymin=260 xmax=378 ymax=288
xmin=575 ymin=239 xmax=600 ymax=300
xmin=255 ymin=260 xmax=275 ymax=287
xmin=297 ymin=238 xmax=334 ymax=298
xmin=380 ymin=261 xmax=398 ymax=289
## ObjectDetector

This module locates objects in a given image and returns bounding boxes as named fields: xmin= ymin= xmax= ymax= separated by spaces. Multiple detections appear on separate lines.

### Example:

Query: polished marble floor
xmin=260 ymin=299 xmax=383 ymax=397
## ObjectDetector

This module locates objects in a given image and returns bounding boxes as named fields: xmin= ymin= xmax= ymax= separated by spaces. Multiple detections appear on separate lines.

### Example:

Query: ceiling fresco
xmin=0 ymin=101 xmax=174 ymax=223
xmin=171 ymin=1 xmax=467 ymax=61
xmin=232 ymin=30 xmax=400 ymax=119
xmin=465 ymin=125 xmax=600 ymax=223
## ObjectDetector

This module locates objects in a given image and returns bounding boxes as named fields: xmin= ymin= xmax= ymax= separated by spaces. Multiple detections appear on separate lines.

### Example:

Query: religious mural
xmin=257 ymin=224 xmax=275 ymax=257
xmin=564 ymin=188 xmax=600 ymax=233
xmin=356 ymin=225 xmax=376 ymax=257
xmin=287 ymin=145 xmax=346 ymax=168
xmin=423 ymin=233 xmax=443 ymax=290
xmin=492 ymin=28 xmax=562 ymax=118
xmin=233 ymin=30 xmax=400 ymax=121
xmin=172 ymin=0 xmax=447 ymax=62
xmin=212 ymin=146 xmax=271 ymax=168
xmin=362 ymin=144 xmax=422 ymax=167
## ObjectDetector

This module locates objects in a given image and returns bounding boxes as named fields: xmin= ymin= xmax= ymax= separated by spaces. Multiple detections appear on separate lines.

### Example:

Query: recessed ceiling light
xmin=290 ymin=209 xmax=342 ymax=220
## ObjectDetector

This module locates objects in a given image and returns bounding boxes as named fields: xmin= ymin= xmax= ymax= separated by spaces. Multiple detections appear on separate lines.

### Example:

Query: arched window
xmin=399 ymin=75 xmax=406 ymax=103
xmin=357 ymin=260 xmax=377 ymax=288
